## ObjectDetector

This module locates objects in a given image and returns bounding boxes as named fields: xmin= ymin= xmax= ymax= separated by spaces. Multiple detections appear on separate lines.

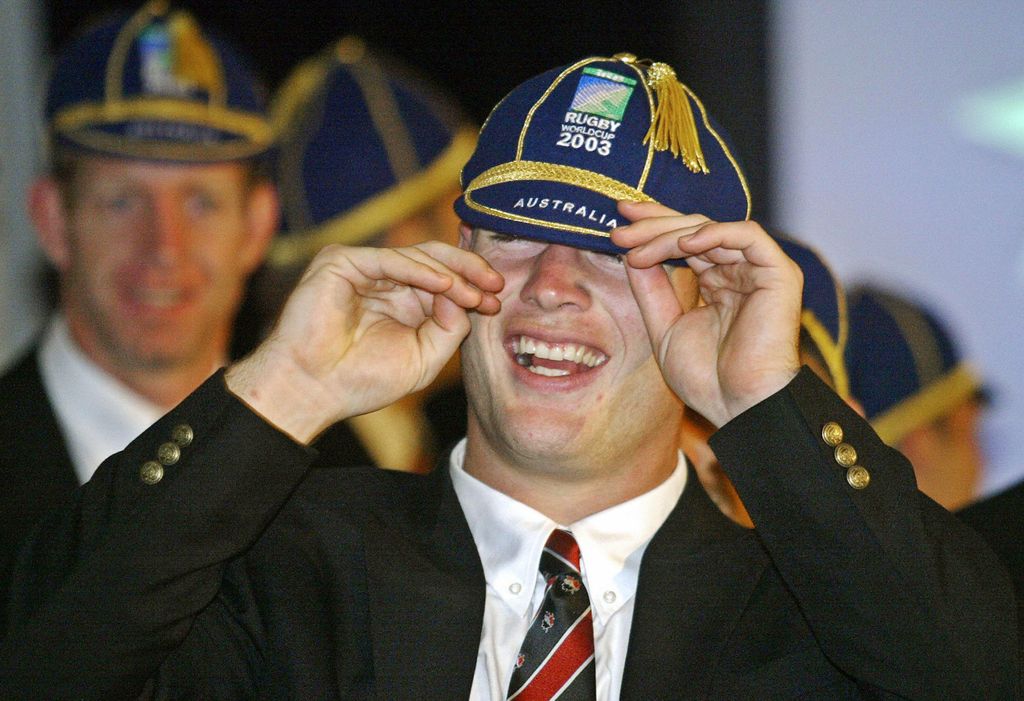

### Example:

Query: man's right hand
xmin=225 ymin=242 xmax=504 ymax=444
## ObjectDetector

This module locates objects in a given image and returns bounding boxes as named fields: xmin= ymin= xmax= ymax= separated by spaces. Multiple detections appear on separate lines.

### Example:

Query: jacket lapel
xmin=364 ymin=466 xmax=485 ymax=699
xmin=620 ymin=467 xmax=769 ymax=699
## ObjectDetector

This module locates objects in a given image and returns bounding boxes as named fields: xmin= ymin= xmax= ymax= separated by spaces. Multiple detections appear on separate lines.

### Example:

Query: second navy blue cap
xmin=268 ymin=36 xmax=477 ymax=267
xmin=845 ymin=285 xmax=985 ymax=444
xmin=774 ymin=235 xmax=850 ymax=398
xmin=455 ymin=54 xmax=751 ymax=265
xmin=46 ymin=0 xmax=271 ymax=162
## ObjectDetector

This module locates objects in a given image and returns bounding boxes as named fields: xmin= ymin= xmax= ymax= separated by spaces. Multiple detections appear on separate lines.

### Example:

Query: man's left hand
xmin=611 ymin=201 xmax=802 ymax=427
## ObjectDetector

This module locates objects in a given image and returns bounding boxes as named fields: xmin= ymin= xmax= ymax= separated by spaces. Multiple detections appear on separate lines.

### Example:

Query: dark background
xmin=44 ymin=0 xmax=772 ymax=221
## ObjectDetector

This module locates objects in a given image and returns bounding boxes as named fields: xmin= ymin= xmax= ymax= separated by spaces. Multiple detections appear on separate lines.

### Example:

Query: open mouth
xmin=133 ymin=287 xmax=186 ymax=308
xmin=510 ymin=334 xmax=608 ymax=377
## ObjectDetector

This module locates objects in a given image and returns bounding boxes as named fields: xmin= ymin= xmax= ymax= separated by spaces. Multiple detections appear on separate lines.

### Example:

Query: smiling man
xmin=0 ymin=1 xmax=276 ymax=630
xmin=1 ymin=54 xmax=1016 ymax=699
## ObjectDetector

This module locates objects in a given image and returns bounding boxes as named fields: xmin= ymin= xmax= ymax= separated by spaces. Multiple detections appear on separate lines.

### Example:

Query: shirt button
xmin=603 ymin=591 xmax=617 ymax=604
xmin=509 ymin=582 xmax=522 ymax=595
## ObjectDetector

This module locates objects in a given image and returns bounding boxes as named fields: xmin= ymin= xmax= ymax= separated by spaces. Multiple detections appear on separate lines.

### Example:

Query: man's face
xmin=460 ymin=228 xmax=694 ymax=474
xmin=42 ymin=155 xmax=273 ymax=374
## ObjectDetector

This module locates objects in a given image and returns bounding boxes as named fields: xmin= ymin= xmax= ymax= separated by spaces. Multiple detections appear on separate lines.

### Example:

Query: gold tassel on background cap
xmin=643 ymin=62 xmax=708 ymax=174
xmin=168 ymin=12 xmax=224 ymax=99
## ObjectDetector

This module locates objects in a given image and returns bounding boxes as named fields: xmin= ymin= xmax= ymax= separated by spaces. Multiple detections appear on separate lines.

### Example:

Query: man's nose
xmin=520 ymin=243 xmax=591 ymax=311
xmin=145 ymin=199 xmax=190 ymax=265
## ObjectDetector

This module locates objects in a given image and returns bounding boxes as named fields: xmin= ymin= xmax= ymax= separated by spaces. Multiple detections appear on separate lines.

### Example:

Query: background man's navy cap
xmin=454 ymin=53 xmax=751 ymax=265
xmin=775 ymin=235 xmax=850 ymax=398
xmin=268 ymin=36 xmax=477 ymax=267
xmin=46 ymin=0 xmax=272 ymax=162
xmin=845 ymin=285 xmax=986 ymax=444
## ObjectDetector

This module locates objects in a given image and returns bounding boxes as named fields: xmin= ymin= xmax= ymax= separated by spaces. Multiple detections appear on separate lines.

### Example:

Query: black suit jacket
xmin=959 ymin=481 xmax=1024 ymax=595
xmin=0 ymin=349 xmax=78 ymax=632
xmin=0 ymin=347 xmax=380 ymax=635
xmin=0 ymin=369 xmax=1018 ymax=699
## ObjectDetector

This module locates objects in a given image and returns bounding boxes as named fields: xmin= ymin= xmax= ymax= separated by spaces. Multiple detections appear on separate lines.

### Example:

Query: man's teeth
xmin=511 ymin=335 xmax=607 ymax=372
xmin=529 ymin=365 xmax=570 ymax=377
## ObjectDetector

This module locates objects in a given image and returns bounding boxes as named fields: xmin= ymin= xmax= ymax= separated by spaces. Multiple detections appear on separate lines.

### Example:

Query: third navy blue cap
xmin=46 ymin=0 xmax=271 ymax=162
xmin=455 ymin=53 xmax=751 ymax=265
xmin=845 ymin=285 xmax=985 ymax=444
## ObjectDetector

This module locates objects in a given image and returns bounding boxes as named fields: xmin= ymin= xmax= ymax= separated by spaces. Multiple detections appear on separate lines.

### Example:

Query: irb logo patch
xmin=569 ymin=67 xmax=636 ymax=121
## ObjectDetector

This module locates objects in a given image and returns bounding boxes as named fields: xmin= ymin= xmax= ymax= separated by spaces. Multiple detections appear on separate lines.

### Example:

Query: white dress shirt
xmin=38 ymin=315 xmax=168 ymax=485
xmin=449 ymin=439 xmax=687 ymax=701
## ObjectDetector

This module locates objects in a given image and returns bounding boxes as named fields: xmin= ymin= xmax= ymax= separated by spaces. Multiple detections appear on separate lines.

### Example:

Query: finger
xmin=624 ymin=262 xmax=684 ymax=349
xmin=413 ymin=240 xmax=505 ymax=293
xmin=403 ymin=243 xmax=505 ymax=313
xmin=412 ymin=295 xmax=472 ymax=389
xmin=311 ymin=244 xmax=458 ymax=298
xmin=622 ymin=228 xmax=708 ymax=269
xmin=394 ymin=246 xmax=490 ymax=311
xmin=610 ymin=199 xmax=708 ymax=245
xmin=639 ymin=221 xmax=795 ymax=278
xmin=675 ymin=221 xmax=786 ymax=269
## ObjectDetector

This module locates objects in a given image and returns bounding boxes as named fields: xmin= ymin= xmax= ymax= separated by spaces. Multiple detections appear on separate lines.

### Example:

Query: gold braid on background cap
xmin=618 ymin=55 xmax=708 ymax=175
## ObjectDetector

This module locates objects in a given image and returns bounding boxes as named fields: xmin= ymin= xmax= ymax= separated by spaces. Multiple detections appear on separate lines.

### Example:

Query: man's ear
xmin=240 ymin=181 xmax=280 ymax=273
xmin=28 ymin=177 xmax=72 ymax=271
xmin=458 ymin=222 xmax=474 ymax=250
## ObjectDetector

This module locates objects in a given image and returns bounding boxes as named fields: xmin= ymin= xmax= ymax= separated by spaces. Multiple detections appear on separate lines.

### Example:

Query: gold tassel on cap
xmin=642 ymin=62 xmax=708 ymax=174
xmin=168 ymin=12 xmax=224 ymax=99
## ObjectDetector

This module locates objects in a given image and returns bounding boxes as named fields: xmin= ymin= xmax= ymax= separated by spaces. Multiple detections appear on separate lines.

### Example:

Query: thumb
xmin=624 ymin=263 xmax=683 ymax=349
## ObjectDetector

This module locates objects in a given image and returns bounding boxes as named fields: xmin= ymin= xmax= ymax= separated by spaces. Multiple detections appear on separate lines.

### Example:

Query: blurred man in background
xmin=250 ymin=35 xmax=477 ymax=472
xmin=0 ymin=0 xmax=277 ymax=626
xmin=844 ymin=284 xmax=986 ymax=511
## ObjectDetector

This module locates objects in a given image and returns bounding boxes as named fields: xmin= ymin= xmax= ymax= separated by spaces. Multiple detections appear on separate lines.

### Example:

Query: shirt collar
xmin=449 ymin=439 xmax=687 ymax=624
xmin=39 ymin=314 xmax=167 ymax=483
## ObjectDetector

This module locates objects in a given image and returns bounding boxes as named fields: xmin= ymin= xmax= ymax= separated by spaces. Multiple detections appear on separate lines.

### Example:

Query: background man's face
xmin=460 ymin=229 xmax=693 ymax=476
xmin=48 ymin=155 xmax=272 ymax=372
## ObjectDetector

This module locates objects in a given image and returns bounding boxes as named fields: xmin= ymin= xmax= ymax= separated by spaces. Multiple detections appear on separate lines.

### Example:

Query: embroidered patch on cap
xmin=138 ymin=14 xmax=222 ymax=100
xmin=569 ymin=67 xmax=636 ymax=121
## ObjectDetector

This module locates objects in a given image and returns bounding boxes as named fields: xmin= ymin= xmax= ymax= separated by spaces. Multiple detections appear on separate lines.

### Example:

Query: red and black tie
xmin=507 ymin=529 xmax=596 ymax=700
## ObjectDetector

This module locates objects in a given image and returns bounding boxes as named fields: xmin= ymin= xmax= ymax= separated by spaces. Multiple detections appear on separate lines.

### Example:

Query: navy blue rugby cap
xmin=845 ymin=285 xmax=986 ymax=445
xmin=268 ymin=36 xmax=477 ymax=267
xmin=46 ymin=0 xmax=272 ymax=162
xmin=455 ymin=54 xmax=751 ymax=265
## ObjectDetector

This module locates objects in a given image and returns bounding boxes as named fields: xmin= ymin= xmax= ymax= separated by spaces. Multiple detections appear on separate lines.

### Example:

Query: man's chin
xmin=112 ymin=338 xmax=207 ymax=373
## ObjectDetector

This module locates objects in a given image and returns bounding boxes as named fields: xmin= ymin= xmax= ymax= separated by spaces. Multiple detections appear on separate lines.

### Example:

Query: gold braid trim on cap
xmin=801 ymin=310 xmax=850 ymax=400
xmin=53 ymin=98 xmax=272 ymax=144
xmin=642 ymin=62 xmax=708 ymax=174
xmin=464 ymin=161 xmax=657 ymax=203
xmin=268 ymin=128 xmax=477 ymax=267
xmin=462 ymin=192 xmax=624 ymax=238
xmin=871 ymin=363 xmax=982 ymax=445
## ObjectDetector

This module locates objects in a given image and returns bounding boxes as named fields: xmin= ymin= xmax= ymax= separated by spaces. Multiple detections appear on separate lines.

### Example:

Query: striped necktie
xmin=507 ymin=529 xmax=596 ymax=700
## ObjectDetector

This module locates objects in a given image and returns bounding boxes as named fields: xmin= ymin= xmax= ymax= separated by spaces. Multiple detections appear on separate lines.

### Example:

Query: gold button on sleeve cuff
xmin=140 ymin=461 xmax=164 ymax=485
xmin=847 ymin=465 xmax=870 ymax=489
xmin=157 ymin=442 xmax=181 ymax=466
xmin=821 ymin=422 xmax=844 ymax=446
xmin=172 ymin=424 xmax=194 ymax=447
xmin=834 ymin=443 xmax=858 ymax=467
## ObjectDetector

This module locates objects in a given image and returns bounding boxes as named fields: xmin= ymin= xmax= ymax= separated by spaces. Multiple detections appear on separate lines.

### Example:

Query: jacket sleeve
xmin=709 ymin=367 xmax=1020 ymax=699
xmin=0 ymin=371 xmax=317 ymax=700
